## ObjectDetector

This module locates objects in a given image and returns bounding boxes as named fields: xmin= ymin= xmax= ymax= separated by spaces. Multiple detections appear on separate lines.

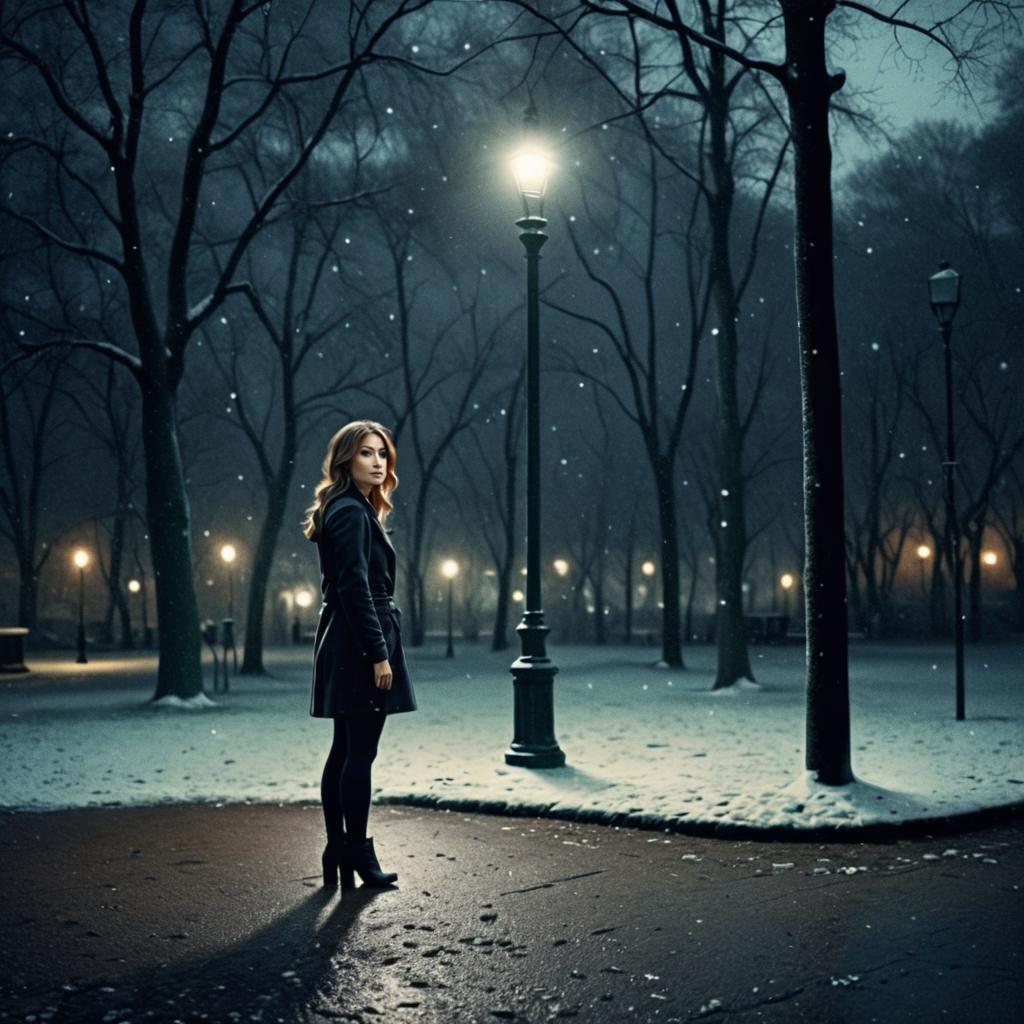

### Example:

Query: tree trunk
xmin=707 ymin=52 xmax=755 ymax=690
xmin=241 ymin=471 xmax=291 ymax=673
xmin=783 ymin=1 xmax=852 ymax=784
xmin=141 ymin=383 xmax=203 ymax=700
xmin=967 ymin=527 xmax=983 ymax=642
xmin=17 ymin=555 xmax=38 ymax=632
xmin=492 ymin=453 xmax=518 ymax=652
xmin=654 ymin=457 xmax=684 ymax=667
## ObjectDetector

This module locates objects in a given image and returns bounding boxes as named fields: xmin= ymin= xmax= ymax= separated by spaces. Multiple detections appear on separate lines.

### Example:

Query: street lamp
xmin=506 ymin=102 xmax=564 ymax=769
xmin=293 ymin=587 xmax=313 ymax=645
xmin=73 ymin=548 xmax=89 ymax=663
xmin=780 ymin=572 xmax=796 ymax=620
xmin=928 ymin=260 xmax=965 ymax=720
xmin=552 ymin=558 xmax=569 ymax=577
xmin=127 ymin=578 xmax=141 ymax=648
xmin=916 ymin=544 xmax=932 ymax=603
xmin=219 ymin=543 xmax=238 ymax=677
xmin=441 ymin=559 xmax=459 ymax=658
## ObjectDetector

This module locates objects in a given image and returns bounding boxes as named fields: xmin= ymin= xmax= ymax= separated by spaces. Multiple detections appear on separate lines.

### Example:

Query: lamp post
xmin=779 ymin=572 xmax=795 ymax=621
xmin=915 ymin=544 xmax=931 ymax=606
xmin=928 ymin=260 xmax=965 ymax=721
xmin=220 ymin=543 xmax=238 ymax=677
xmin=441 ymin=559 xmax=459 ymax=657
xmin=73 ymin=548 xmax=89 ymax=663
xmin=294 ymin=588 xmax=313 ymax=645
xmin=506 ymin=104 xmax=564 ymax=768
xmin=127 ymin=578 xmax=141 ymax=648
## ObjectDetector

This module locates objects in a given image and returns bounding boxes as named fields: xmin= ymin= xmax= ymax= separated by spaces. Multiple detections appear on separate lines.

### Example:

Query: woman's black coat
xmin=310 ymin=486 xmax=417 ymax=716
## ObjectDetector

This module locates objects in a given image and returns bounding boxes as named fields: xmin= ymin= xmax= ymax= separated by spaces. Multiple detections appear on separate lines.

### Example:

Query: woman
xmin=303 ymin=420 xmax=417 ymax=889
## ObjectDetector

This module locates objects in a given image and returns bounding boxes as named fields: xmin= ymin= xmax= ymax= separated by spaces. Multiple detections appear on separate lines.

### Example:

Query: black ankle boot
xmin=322 ymin=832 xmax=346 ymax=887
xmin=343 ymin=836 xmax=397 ymax=888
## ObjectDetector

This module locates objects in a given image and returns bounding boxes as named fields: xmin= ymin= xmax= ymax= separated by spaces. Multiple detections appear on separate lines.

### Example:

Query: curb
xmin=374 ymin=792 xmax=1024 ymax=843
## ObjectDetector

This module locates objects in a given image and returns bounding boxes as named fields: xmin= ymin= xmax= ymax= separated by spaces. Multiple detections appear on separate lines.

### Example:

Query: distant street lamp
xmin=219 ymin=543 xmax=238 ymax=677
xmin=293 ymin=587 xmax=313 ymax=645
xmin=928 ymin=260 xmax=965 ymax=721
xmin=506 ymin=102 xmax=564 ymax=769
xmin=552 ymin=558 xmax=569 ymax=577
xmin=981 ymin=549 xmax=998 ymax=567
xmin=916 ymin=544 xmax=932 ymax=602
xmin=780 ymin=572 xmax=796 ymax=620
xmin=127 ymin=578 xmax=142 ymax=647
xmin=73 ymin=548 xmax=89 ymax=664
xmin=641 ymin=560 xmax=656 ymax=578
xmin=441 ymin=559 xmax=459 ymax=658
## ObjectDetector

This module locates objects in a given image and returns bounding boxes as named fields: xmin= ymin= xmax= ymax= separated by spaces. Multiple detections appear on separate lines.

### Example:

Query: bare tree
xmin=0 ymin=0 xmax=505 ymax=698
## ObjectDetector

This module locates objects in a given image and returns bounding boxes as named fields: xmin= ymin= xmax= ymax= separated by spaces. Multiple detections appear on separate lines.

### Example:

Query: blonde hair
xmin=302 ymin=420 xmax=398 ymax=541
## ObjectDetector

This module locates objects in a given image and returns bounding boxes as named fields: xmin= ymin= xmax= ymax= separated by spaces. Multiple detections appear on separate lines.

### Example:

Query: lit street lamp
xmin=506 ymin=103 xmax=564 ymax=768
xmin=219 ymin=543 xmax=238 ymax=678
xmin=293 ymin=587 xmax=313 ymax=645
xmin=73 ymin=548 xmax=89 ymax=663
xmin=441 ymin=559 xmax=459 ymax=657
xmin=779 ymin=572 xmax=796 ymax=621
xmin=916 ymin=544 xmax=932 ymax=603
xmin=928 ymin=260 xmax=964 ymax=720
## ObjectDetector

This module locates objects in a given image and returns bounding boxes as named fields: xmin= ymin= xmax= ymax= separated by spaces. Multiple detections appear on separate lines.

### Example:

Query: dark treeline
xmin=2 ymin=2 xmax=1021 ymax=715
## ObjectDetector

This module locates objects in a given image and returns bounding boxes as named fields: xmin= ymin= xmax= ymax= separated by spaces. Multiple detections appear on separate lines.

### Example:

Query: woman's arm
xmin=323 ymin=504 xmax=388 ymax=664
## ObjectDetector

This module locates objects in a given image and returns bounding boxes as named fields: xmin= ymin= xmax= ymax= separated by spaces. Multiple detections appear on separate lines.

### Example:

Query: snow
xmin=1 ymin=641 xmax=1021 ymax=834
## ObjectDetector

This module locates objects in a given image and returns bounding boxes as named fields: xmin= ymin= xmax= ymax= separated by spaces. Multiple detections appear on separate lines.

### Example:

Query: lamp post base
xmin=506 ymin=617 xmax=565 ymax=768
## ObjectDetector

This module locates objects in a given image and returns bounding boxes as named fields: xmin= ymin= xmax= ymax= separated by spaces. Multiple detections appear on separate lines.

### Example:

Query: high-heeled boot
xmin=322 ymin=831 xmax=346 ymax=887
xmin=343 ymin=835 xmax=397 ymax=888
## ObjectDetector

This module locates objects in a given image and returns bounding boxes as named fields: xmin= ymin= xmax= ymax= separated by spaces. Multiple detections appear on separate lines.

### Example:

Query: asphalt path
xmin=1 ymin=804 xmax=1020 ymax=1024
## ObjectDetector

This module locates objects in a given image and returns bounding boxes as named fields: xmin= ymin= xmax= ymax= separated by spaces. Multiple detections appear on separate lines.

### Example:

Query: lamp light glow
xmin=916 ymin=544 xmax=932 ymax=560
xmin=780 ymin=573 xmax=795 ymax=591
xmin=220 ymin=544 xmax=237 ymax=564
xmin=73 ymin=549 xmax=89 ymax=569
xmin=641 ymin=560 xmax=656 ymax=577
xmin=982 ymin=550 xmax=998 ymax=566
xmin=553 ymin=558 xmax=569 ymax=576
xmin=127 ymin=578 xmax=141 ymax=593
xmin=441 ymin=558 xmax=460 ymax=580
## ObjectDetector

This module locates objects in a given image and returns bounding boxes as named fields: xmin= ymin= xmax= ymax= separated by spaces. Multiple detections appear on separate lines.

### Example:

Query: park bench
xmin=0 ymin=627 xmax=30 ymax=672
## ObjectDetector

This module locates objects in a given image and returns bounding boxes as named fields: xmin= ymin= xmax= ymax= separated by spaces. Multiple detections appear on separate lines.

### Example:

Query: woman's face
xmin=348 ymin=432 xmax=388 ymax=493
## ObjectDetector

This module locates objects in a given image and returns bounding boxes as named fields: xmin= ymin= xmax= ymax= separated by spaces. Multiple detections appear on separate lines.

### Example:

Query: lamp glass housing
xmin=513 ymin=149 xmax=550 ymax=218
xmin=928 ymin=265 xmax=961 ymax=326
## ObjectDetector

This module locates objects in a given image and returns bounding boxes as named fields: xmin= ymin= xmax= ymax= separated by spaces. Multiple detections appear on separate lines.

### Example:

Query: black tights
xmin=320 ymin=712 xmax=387 ymax=844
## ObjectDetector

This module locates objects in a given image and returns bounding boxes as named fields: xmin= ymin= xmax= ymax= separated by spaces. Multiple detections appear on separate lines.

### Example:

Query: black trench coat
xmin=309 ymin=486 xmax=417 ymax=716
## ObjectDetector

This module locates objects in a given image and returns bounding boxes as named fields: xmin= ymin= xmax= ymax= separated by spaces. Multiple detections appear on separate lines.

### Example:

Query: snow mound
xmin=149 ymin=692 xmax=219 ymax=710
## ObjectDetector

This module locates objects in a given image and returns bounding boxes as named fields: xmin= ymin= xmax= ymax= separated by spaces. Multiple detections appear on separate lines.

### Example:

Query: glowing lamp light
xmin=982 ymin=550 xmax=998 ymax=567
xmin=220 ymin=544 xmax=237 ymax=564
xmin=780 ymin=573 xmax=795 ymax=591
xmin=295 ymin=589 xmax=314 ymax=609
xmin=553 ymin=558 xmax=570 ymax=576
xmin=641 ymin=560 xmax=656 ymax=577
xmin=441 ymin=559 xmax=460 ymax=580
xmin=512 ymin=102 xmax=552 ymax=218
xmin=513 ymin=150 xmax=551 ymax=202
xmin=512 ymin=589 xmax=524 ymax=603
xmin=127 ymin=579 xmax=141 ymax=593
xmin=72 ymin=549 xmax=90 ymax=569
xmin=916 ymin=545 xmax=932 ymax=560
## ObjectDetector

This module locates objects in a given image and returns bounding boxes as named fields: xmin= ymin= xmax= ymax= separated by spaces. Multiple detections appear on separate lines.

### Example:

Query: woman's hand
xmin=373 ymin=658 xmax=393 ymax=690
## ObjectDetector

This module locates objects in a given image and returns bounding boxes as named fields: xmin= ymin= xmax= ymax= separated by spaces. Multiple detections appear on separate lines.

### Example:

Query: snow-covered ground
xmin=1 ymin=640 xmax=1022 ymax=833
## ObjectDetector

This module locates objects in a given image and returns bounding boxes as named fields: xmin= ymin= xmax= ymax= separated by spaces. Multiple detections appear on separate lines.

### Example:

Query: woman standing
xmin=303 ymin=420 xmax=417 ymax=889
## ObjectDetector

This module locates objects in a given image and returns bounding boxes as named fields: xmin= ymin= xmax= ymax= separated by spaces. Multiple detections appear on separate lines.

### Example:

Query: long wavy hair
xmin=302 ymin=420 xmax=398 ymax=542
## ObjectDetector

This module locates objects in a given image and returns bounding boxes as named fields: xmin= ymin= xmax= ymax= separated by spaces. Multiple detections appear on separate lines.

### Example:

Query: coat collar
xmin=344 ymin=484 xmax=395 ymax=552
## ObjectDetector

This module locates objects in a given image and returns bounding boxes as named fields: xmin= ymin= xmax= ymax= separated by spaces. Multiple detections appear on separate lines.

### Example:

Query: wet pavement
xmin=0 ymin=803 xmax=1020 ymax=1023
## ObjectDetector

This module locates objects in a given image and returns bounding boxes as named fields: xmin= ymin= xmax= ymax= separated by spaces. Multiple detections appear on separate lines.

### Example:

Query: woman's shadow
xmin=40 ymin=885 xmax=388 ymax=1023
